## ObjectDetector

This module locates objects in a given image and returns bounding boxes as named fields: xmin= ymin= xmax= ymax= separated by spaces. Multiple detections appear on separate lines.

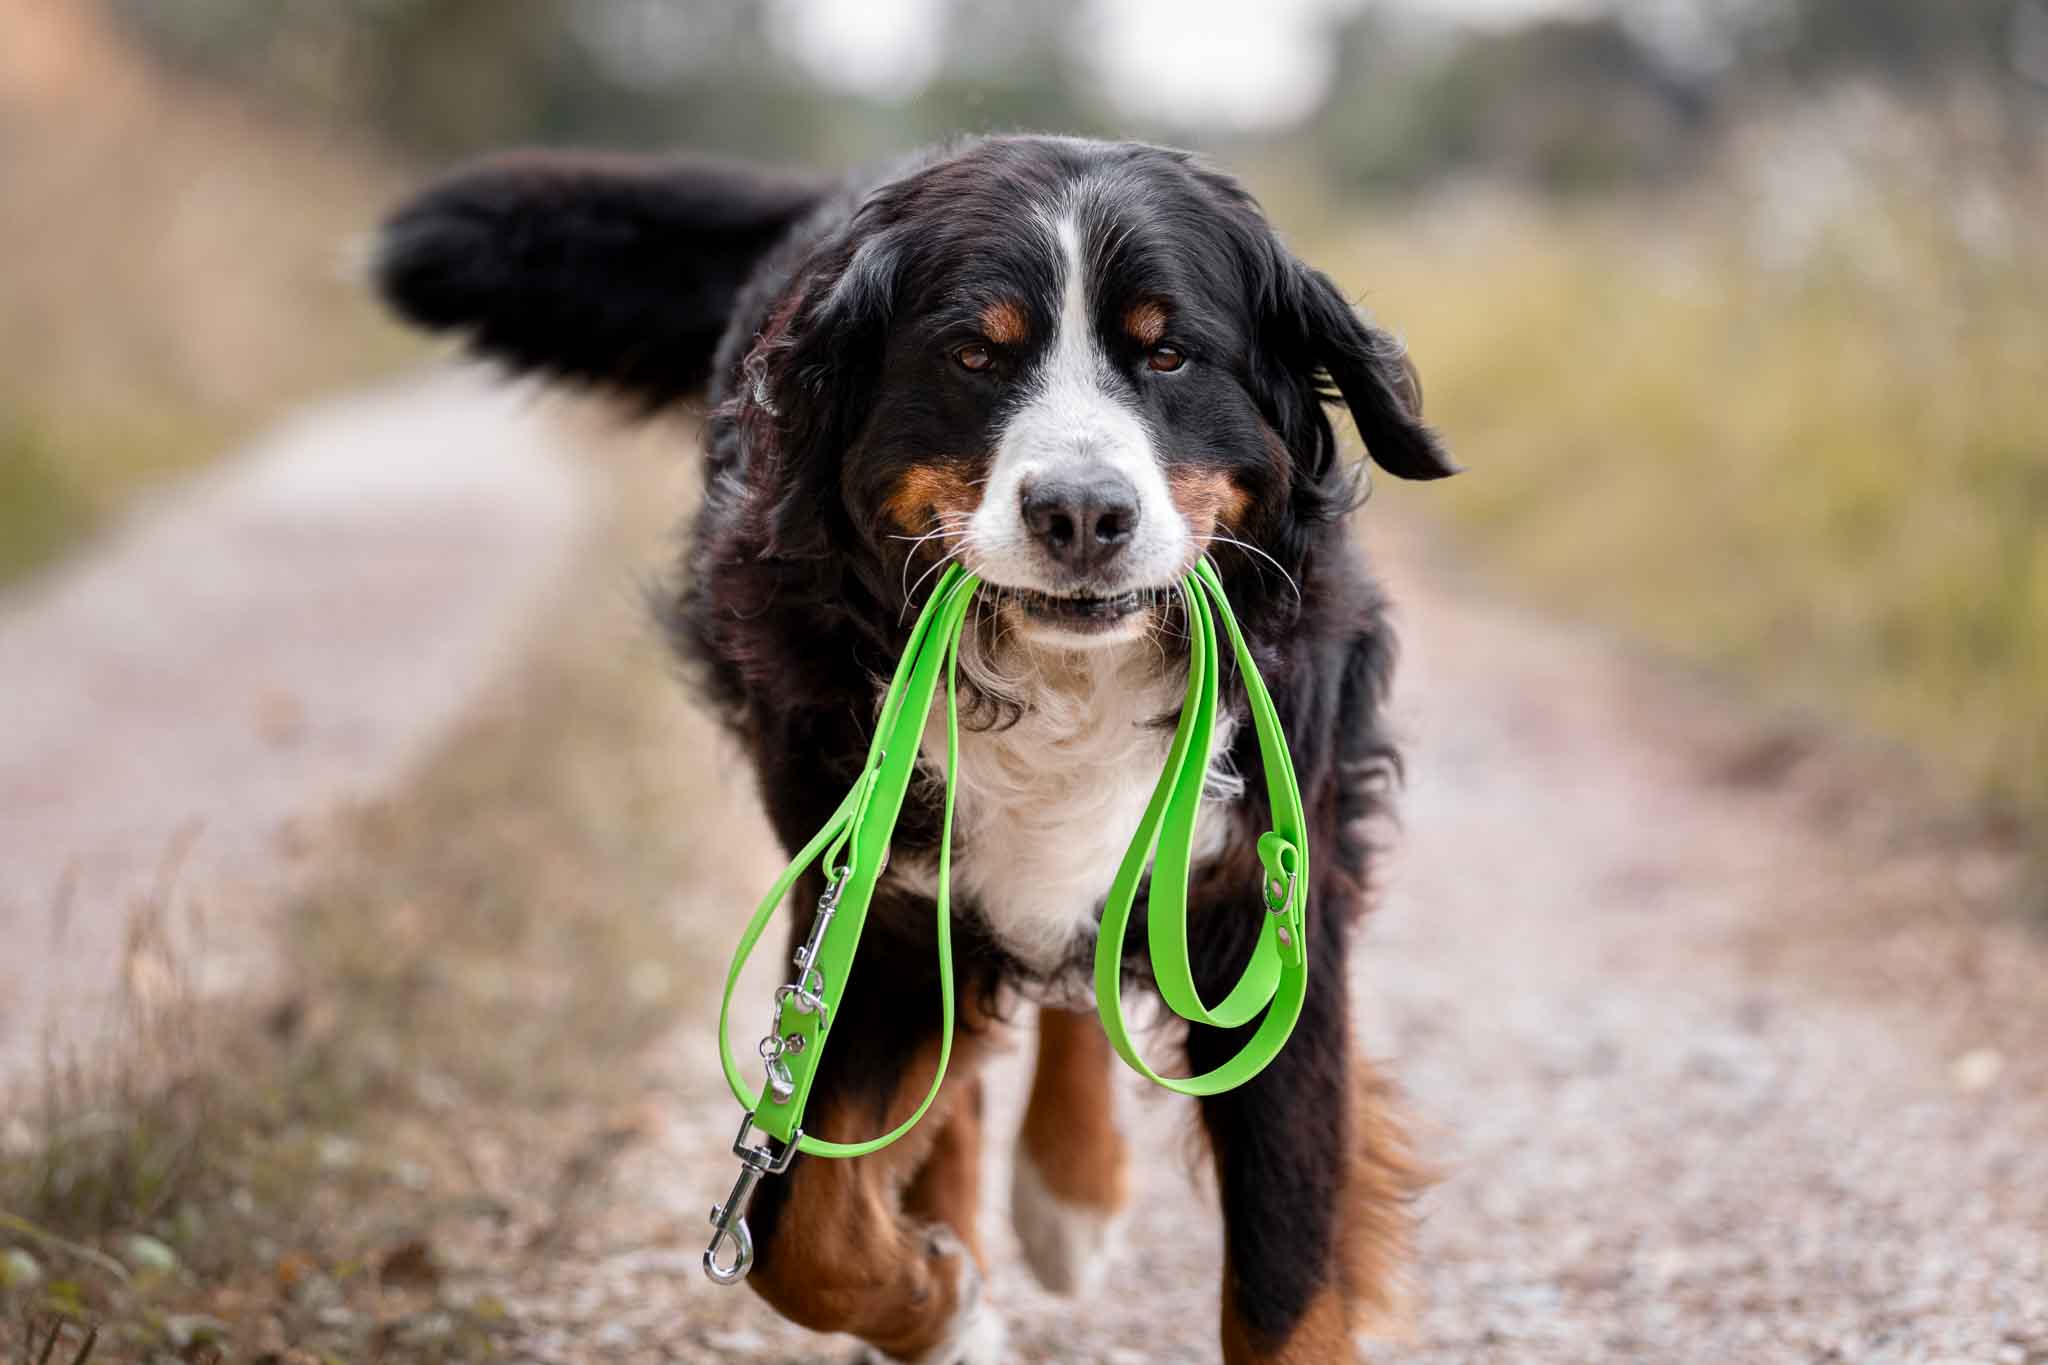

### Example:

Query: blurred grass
xmin=0 ymin=424 xmax=733 ymax=1359
xmin=1339 ymin=107 xmax=2047 ymax=834
xmin=0 ymin=4 xmax=420 ymax=588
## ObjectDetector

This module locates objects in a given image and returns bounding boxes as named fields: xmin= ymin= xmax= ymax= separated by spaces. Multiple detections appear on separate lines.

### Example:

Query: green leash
xmin=704 ymin=558 xmax=1308 ymax=1284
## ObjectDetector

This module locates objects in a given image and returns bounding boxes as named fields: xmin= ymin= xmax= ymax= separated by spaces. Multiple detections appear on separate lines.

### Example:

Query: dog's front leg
xmin=1189 ymin=913 xmax=1421 ymax=1364
xmin=743 ymin=937 xmax=1004 ymax=1364
xmin=1011 ymin=1005 xmax=1130 ymax=1295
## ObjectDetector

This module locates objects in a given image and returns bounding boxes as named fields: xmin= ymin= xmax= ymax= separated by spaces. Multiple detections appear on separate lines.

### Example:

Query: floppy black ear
xmin=747 ymin=224 xmax=907 ymax=560
xmin=1287 ymin=263 xmax=1459 ymax=482
xmin=374 ymin=150 xmax=825 ymax=406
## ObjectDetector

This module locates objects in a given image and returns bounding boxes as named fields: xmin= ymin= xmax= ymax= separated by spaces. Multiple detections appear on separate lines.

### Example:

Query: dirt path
xmin=0 ymin=370 xmax=592 ymax=1084
xmin=547 ymin=524 xmax=2047 ymax=1363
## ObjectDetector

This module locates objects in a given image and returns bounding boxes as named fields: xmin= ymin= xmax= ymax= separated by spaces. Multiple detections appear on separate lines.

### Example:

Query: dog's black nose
xmin=1021 ymin=472 xmax=1139 ymax=574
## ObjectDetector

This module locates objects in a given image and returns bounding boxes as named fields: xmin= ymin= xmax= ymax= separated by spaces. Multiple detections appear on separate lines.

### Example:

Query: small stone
xmin=290 ymin=1272 xmax=343 ymax=1310
xmin=0 ymin=1247 xmax=42 ymax=1288
xmin=1 ymin=1117 xmax=32 ymax=1157
xmin=388 ymin=1310 xmax=456 ymax=1345
xmin=702 ymin=1327 xmax=767 ymax=1351
xmin=317 ymin=1135 xmax=359 ymax=1168
xmin=166 ymin=1314 xmax=231 ymax=1348
xmin=124 ymin=1232 xmax=179 ymax=1274
xmin=1951 ymin=1048 xmax=2004 ymax=1092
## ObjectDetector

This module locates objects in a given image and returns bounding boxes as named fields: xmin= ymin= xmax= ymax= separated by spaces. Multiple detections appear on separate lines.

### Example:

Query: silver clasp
xmin=772 ymin=975 xmax=831 ymax=1025
xmin=793 ymin=873 xmax=844 ymax=974
xmin=711 ymin=872 xmax=848 ymax=1284
xmin=770 ymin=872 xmax=845 ymax=1030
xmin=703 ymin=1112 xmax=801 ymax=1285
xmin=758 ymin=1034 xmax=799 ymax=1104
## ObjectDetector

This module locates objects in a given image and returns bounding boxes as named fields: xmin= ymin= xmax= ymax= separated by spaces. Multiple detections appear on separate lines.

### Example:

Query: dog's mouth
xmin=1003 ymin=587 xmax=1154 ymax=636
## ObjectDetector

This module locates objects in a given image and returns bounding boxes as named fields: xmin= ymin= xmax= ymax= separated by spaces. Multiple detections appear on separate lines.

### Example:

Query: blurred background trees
xmin=102 ymin=0 xmax=2045 ymax=186
xmin=6 ymin=0 xmax=2046 ymax=836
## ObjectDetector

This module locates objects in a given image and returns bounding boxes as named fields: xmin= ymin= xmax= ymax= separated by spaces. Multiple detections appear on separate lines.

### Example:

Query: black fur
xmin=376 ymin=133 xmax=1449 ymax=1356
xmin=375 ymin=150 xmax=824 ymax=407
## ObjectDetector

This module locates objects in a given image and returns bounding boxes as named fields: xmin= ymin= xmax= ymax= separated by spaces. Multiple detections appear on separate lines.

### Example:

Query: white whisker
xmin=901 ymin=547 xmax=965 ymax=621
xmin=893 ymin=514 xmax=976 ymax=606
xmin=1205 ymin=531 xmax=1302 ymax=606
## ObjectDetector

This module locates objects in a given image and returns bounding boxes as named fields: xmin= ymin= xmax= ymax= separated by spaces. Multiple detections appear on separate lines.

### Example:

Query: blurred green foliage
xmin=106 ymin=0 xmax=2043 ymax=184
xmin=1346 ymin=125 xmax=2048 ymax=826
xmin=108 ymin=0 xmax=1119 ymax=164
xmin=0 ymin=422 xmax=96 ymax=585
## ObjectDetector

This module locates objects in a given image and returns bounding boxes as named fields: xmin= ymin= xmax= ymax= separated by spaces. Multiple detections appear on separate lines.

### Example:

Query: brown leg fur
xmin=901 ymin=1075 xmax=988 ymax=1268
xmin=748 ymin=1037 xmax=997 ymax=1362
xmin=1019 ymin=1006 xmax=1129 ymax=1211
xmin=1011 ymin=1005 xmax=1130 ymax=1293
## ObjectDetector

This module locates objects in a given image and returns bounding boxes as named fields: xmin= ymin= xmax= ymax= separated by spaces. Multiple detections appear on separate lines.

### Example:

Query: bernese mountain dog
xmin=376 ymin=134 xmax=1455 ymax=1364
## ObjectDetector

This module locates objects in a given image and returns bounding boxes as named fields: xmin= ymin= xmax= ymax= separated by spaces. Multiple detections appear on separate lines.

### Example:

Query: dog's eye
xmin=1147 ymin=344 xmax=1186 ymax=374
xmin=954 ymin=343 xmax=995 ymax=373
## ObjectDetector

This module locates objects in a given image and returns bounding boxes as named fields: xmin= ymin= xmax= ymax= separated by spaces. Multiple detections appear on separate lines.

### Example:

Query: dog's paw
xmin=852 ymin=1305 xmax=1008 ymax=1365
xmin=853 ymin=1228 xmax=1009 ymax=1365
xmin=1010 ymin=1150 xmax=1120 ymax=1296
xmin=928 ymin=1301 xmax=1009 ymax=1365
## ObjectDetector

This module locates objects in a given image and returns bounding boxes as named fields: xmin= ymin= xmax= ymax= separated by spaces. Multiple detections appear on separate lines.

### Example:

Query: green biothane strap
xmin=1095 ymin=560 xmax=1310 ymax=1095
xmin=716 ymin=559 xmax=1308 ymax=1157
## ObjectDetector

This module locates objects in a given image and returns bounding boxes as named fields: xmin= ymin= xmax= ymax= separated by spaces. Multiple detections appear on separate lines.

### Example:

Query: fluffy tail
xmin=374 ymin=150 xmax=824 ymax=407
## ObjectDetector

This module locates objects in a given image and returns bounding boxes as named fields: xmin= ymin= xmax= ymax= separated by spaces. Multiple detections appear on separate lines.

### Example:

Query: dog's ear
xmin=374 ymin=151 xmax=825 ymax=407
xmin=1275 ymin=259 xmax=1458 ymax=483
xmin=747 ymin=221 xmax=907 ymax=559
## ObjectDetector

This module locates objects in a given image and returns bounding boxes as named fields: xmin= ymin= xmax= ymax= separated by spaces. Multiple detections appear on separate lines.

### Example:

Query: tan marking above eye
xmin=1124 ymin=299 xmax=1169 ymax=347
xmin=979 ymin=299 xmax=1029 ymax=346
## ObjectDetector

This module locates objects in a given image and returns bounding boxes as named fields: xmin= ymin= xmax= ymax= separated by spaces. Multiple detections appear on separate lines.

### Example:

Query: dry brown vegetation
xmin=0 ymin=424 xmax=738 ymax=1361
xmin=0 ymin=3 xmax=416 ymax=584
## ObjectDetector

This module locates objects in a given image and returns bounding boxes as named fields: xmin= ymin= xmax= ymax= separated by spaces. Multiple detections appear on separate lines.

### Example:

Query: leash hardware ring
xmin=703 ymin=1112 xmax=801 ymax=1285
xmin=757 ymin=1035 xmax=796 ymax=1104
xmin=774 ymin=976 xmax=830 ymax=1024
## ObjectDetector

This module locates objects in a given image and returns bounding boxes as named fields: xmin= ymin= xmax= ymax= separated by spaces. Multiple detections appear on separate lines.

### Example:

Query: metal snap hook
xmin=703 ymin=1114 xmax=800 ymax=1286
xmin=703 ymin=1204 xmax=753 ymax=1284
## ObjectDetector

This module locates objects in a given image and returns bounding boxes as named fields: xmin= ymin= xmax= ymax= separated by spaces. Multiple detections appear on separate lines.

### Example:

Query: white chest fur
xmin=894 ymin=637 xmax=1240 ymax=979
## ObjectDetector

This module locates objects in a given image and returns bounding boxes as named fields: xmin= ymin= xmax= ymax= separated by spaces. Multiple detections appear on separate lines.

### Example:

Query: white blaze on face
xmin=965 ymin=211 xmax=1190 ymax=600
